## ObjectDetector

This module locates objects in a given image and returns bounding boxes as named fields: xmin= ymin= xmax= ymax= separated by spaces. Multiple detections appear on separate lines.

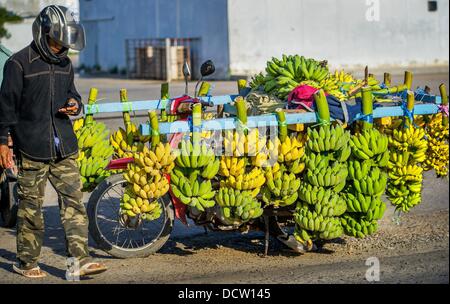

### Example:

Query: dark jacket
xmin=0 ymin=42 xmax=82 ymax=161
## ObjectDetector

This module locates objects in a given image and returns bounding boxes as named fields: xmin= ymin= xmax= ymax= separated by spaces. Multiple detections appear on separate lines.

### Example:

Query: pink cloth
xmin=438 ymin=104 xmax=449 ymax=117
xmin=288 ymin=85 xmax=320 ymax=110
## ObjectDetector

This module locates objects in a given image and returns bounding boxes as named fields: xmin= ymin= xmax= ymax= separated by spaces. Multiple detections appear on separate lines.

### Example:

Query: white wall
xmin=79 ymin=0 xmax=230 ymax=78
xmin=227 ymin=0 xmax=449 ymax=76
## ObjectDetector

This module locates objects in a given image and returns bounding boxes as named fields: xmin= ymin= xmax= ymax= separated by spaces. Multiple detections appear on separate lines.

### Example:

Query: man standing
xmin=0 ymin=5 xmax=107 ymax=279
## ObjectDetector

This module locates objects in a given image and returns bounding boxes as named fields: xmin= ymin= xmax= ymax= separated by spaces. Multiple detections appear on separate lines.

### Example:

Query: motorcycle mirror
xmin=183 ymin=62 xmax=191 ymax=79
xmin=200 ymin=60 xmax=215 ymax=77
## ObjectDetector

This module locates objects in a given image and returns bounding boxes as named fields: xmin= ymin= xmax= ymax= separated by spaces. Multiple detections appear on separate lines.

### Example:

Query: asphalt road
xmin=0 ymin=71 xmax=449 ymax=284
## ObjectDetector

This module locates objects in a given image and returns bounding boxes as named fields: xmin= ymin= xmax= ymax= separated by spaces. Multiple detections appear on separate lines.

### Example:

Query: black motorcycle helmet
xmin=32 ymin=5 xmax=86 ymax=64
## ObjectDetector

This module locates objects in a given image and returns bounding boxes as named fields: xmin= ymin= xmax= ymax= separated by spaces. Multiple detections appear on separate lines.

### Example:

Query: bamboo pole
xmin=237 ymin=79 xmax=247 ymax=95
xmin=84 ymin=88 xmax=98 ymax=125
xmin=192 ymin=103 xmax=202 ymax=146
xmin=313 ymin=89 xmax=330 ymax=124
xmin=404 ymin=71 xmax=413 ymax=90
xmin=361 ymin=87 xmax=373 ymax=130
xmin=439 ymin=84 xmax=448 ymax=127
xmin=276 ymin=109 xmax=288 ymax=142
xmin=148 ymin=111 xmax=160 ymax=149
xmin=384 ymin=73 xmax=391 ymax=87
xmin=405 ymin=91 xmax=415 ymax=128
xmin=160 ymin=83 xmax=169 ymax=122
xmin=120 ymin=89 xmax=132 ymax=127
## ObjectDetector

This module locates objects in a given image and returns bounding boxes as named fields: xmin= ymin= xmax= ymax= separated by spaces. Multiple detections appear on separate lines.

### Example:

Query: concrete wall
xmin=227 ymin=0 xmax=449 ymax=76
xmin=79 ymin=0 xmax=230 ymax=78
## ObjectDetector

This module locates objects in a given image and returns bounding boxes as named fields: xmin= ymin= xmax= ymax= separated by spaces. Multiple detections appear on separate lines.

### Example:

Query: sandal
xmin=77 ymin=262 xmax=108 ymax=277
xmin=13 ymin=264 xmax=47 ymax=278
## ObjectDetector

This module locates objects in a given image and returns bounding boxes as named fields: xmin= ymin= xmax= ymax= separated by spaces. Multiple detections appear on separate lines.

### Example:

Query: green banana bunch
xmin=294 ymin=204 xmax=343 ymax=240
xmin=261 ymin=165 xmax=301 ymax=207
xmin=175 ymin=140 xmax=216 ymax=169
xmin=306 ymin=125 xmax=351 ymax=153
xmin=74 ymin=118 xmax=114 ymax=191
xmin=341 ymin=215 xmax=378 ymax=238
xmin=298 ymin=184 xmax=346 ymax=216
xmin=350 ymin=128 xmax=389 ymax=160
xmin=350 ymin=166 xmax=388 ymax=197
xmin=250 ymin=55 xmax=329 ymax=100
xmin=170 ymin=168 xmax=216 ymax=212
xmin=344 ymin=191 xmax=386 ymax=220
xmin=305 ymin=161 xmax=348 ymax=189
xmin=216 ymin=187 xmax=264 ymax=222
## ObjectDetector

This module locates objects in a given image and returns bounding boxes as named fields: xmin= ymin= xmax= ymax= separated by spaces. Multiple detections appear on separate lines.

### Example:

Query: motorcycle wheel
xmin=87 ymin=174 xmax=174 ymax=258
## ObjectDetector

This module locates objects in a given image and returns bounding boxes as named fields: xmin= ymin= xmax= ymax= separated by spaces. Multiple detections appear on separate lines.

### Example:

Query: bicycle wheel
xmin=87 ymin=174 xmax=174 ymax=258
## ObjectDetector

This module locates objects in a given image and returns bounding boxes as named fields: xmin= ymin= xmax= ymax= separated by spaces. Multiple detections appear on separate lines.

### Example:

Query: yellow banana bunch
xmin=223 ymin=129 xmax=267 ymax=157
xmin=120 ymin=187 xmax=163 ymax=221
xmin=110 ymin=127 xmax=144 ymax=159
xmin=134 ymin=143 xmax=176 ymax=175
xmin=73 ymin=118 xmax=84 ymax=133
xmin=386 ymin=150 xmax=423 ymax=212
xmin=268 ymin=133 xmax=306 ymax=163
xmin=124 ymin=163 xmax=170 ymax=200
xmin=422 ymin=114 xmax=449 ymax=177
xmin=219 ymin=156 xmax=246 ymax=177
xmin=388 ymin=126 xmax=428 ymax=163
xmin=220 ymin=167 xmax=266 ymax=191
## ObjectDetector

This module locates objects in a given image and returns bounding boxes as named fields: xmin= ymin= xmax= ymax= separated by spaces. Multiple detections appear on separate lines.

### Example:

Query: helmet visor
xmin=49 ymin=22 xmax=85 ymax=51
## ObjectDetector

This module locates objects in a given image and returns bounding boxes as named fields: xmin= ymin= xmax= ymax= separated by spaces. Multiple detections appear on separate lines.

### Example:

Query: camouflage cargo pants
xmin=16 ymin=153 xmax=91 ymax=270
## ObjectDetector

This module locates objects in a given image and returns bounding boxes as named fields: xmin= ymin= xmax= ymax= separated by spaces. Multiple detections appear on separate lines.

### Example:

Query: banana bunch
xmin=215 ymin=187 xmax=264 ymax=222
xmin=224 ymin=129 xmax=267 ymax=157
xmin=175 ymin=140 xmax=216 ymax=169
xmin=298 ymin=184 xmax=347 ymax=216
xmin=388 ymin=127 xmax=428 ymax=162
xmin=124 ymin=163 xmax=170 ymax=200
xmin=250 ymin=55 xmax=329 ymax=100
xmin=344 ymin=192 xmax=387 ymax=221
xmin=306 ymin=125 xmax=351 ymax=154
xmin=74 ymin=118 xmax=114 ymax=191
xmin=305 ymin=161 xmax=348 ymax=190
xmin=422 ymin=114 xmax=449 ymax=177
xmin=268 ymin=133 xmax=307 ymax=163
xmin=340 ymin=215 xmax=378 ymax=239
xmin=120 ymin=187 xmax=162 ymax=221
xmin=387 ymin=152 xmax=423 ymax=212
xmin=133 ymin=143 xmax=176 ymax=175
xmin=352 ymin=166 xmax=388 ymax=197
xmin=110 ymin=125 xmax=145 ymax=159
xmin=261 ymin=165 xmax=301 ymax=207
xmin=220 ymin=167 xmax=266 ymax=191
xmin=170 ymin=169 xmax=216 ymax=211
xmin=350 ymin=128 xmax=389 ymax=161
xmin=294 ymin=204 xmax=344 ymax=240
xmin=219 ymin=156 xmax=246 ymax=177
xmin=423 ymin=137 xmax=449 ymax=177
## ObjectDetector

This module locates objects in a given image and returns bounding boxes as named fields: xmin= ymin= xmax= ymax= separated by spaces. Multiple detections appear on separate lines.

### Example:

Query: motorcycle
xmin=86 ymin=61 xmax=304 ymax=259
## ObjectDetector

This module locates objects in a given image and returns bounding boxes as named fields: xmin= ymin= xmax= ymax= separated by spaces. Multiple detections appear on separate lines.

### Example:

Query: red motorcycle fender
xmin=165 ymin=173 xmax=188 ymax=226
xmin=106 ymin=157 xmax=134 ymax=171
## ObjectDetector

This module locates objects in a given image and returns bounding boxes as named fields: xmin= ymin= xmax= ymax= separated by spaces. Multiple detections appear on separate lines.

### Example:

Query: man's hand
xmin=59 ymin=98 xmax=79 ymax=116
xmin=0 ymin=144 xmax=13 ymax=169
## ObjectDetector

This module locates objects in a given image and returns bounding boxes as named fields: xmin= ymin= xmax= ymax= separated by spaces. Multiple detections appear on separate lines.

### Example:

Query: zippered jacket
xmin=0 ymin=42 xmax=82 ymax=161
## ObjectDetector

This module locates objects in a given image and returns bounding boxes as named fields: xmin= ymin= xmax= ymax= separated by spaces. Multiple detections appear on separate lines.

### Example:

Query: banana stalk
xmin=84 ymin=88 xmax=98 ymax=126
xmin=314 ymin=89 xmax=330 ymax=124
xmin=361 ymin=86 xmax=373 ymax=131
xmin=405 ymin=92 xmax=415 ymax=129
xmin=192 ymin=103 xmax=202 ymax=146
xmin=237 ymin=79 xmax=247 ymax=95
xmin=383 ymin=73 xmax=391 ymax=87
xmin=120 ymin=88 xmax=132 ymax=127
xmin=404 ymin=71 xmax=413 ymax=90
